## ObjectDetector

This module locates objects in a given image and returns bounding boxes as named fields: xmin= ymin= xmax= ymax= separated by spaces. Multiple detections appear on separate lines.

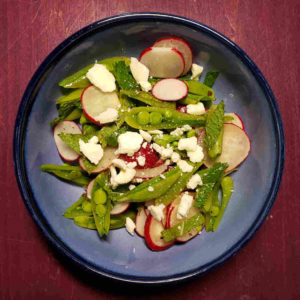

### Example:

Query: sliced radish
xmin=134 ymin=163 xmax=168 ymax=179
xmin=167 ymin=192 xmax=201 ymax=242
xmin=53 ymin=121 xmax=82 ymax=161
xmin=86 ymin=179 xmax=95 ymax=199
xmin=139 ymin=47 xmax=185 ymax=78
xmin=81 ymin=85 xmax=120 ymax=126
xmin=144 ymin=215 xmax=174 ymax=251
xmin=153 ymin=37 xmax=193 ymax=75
xmin=120 ymin=143 xmax=162 ymax=169
xmin=225 ymin=113 xmax=244 ymax=130
xmin=135 ymin=207 xmax=148 ymax=237
xmin=200 ymin=124 xmax=251 ymax=172
xmin=79 ymin=146 xmax=118 ymax=174
xmin=152 ymin=79 xmax=188 ymax=101
xmin=110 ymin=202 xmax=130 ymax=215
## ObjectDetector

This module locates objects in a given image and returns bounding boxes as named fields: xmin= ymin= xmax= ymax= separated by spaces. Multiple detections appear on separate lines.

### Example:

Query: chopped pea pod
xmin=208 ymin=127 xmax=224 ymax=159
xmin=179 ymin=93 xmax=215 ymax=105
xmin=184 ymin=80 xmax=215 ymax=98
xmin=212 ymin=176 xmax=234 ymax=231
xmin=121 ymin=90 xmax=176 ymax=109
xmin=56 ymin=89 xmax=84 ymax=104
xmin=125 ymin=107 xmax=206 ymax=130
xmin=63 ymin=194 xmax=92 ymax=219
xmin=162 ymin=214 xmax=205 ymax=242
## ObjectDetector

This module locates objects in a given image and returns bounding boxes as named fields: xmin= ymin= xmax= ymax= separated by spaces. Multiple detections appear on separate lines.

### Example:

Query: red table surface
xmin=1 ymin=0 xmax=299 ymax=299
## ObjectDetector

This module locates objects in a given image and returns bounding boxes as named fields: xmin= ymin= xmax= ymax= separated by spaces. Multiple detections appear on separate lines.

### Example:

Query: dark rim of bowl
xmin=13 ymin=12 xmax=285 ymax=284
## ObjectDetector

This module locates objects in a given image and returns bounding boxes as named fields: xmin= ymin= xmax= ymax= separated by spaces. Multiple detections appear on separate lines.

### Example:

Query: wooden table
xmin=1 ymin=1 xmax=299 ymax=299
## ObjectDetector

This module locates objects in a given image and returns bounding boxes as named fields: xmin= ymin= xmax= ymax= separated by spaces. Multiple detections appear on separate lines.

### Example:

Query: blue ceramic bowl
xmin=14 ymin=13 xmax=284 ymax=284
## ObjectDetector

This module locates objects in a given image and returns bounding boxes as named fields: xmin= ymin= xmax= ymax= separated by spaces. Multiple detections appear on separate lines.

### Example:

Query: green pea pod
xmin=121 ymin=90 xmax=176 ymax=109
xmin=91 ymin=173 xmax=112 ymax=237
xmin=155 ymin=162 xmax=202 ymax=206
xmin=114 ymin=167 xmax=181 ymax=203
xmin=205 ymin=213 xmax=214 ymax=232
xmin=213 ymin=176 xmax=234 ymax=231
xmin=184 ymin=80 xmax=215 ymax=98
xmin=74 ymin=216 xmax=97 ymax=229
xmin=196 ymin=162 xmax=228 ymax=184
xmin=208 ymin=127 xmax=224 ymax=159
xmin=210 ymin=181 xmax=221 ymax=217
xmin=80 ymin=113 xmax=90 ymax=124
xmin=63 ymin=194 xmax=92 ymax=219
xmin=195 ymin=183 xmax=215 ymax=208
xmin=125 ymin=107 xmax=206 ymax=130
xmin=152 ymin=134 xmax=180 ymax=147
xmin=179 ymin=93 xmax=215 ymax=105
xmin=59 ymin=57 xmax=131 ymax=89
xmin=113 ymin=62 xmax=139 ymax=90
xmin=162 ymin=214 xmax=205 ymax=242
xmin=65 ymin=108 xmax=82 ymax=121
xmin=56 ymin=89 xmax=84 ymax=104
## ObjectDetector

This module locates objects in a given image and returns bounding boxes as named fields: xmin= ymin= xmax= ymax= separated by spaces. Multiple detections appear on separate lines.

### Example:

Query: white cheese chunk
xmin=116 ymin=132 xmax=143 ymax=156
xmin=86 ymin=64 xmax=116 ymax=92
xmin=129 ymin=184 xmax=136 ymax=190
xmin=170 ymin=125 xmax=192 ymax=137
xmin=191 ymin=63 xmax=204 ymax=80
xmin=152 ymin=143 xmax=162 ymax=155
xmin=177 ymin=160 xmax=193 ymax=172
xmin=135 ymin=178 xmax=143 ymax=183
xmin=110 ymin=165 xmax=136 ymax=189
xmin=112 ymin=158 xmax=127 ymax=170
xmin=79 ymin=138 xmax=103 ymax=165
xmin=187 ymin=174 xmax=203 ymax=189
xmin=137 ymin=156 xmax=146 ymax=167
xmin=178 ymin=136 xmax=198 ymax=152
xmin=171 ymin=152 xmax=180 ymax=163
xmin=94 ymin=108 xmax=118 ymax=124
xmin=130 ymin=57 xmax=151 ymax=92
xmin=139 ymin=130 xmax=152 ymax=142
xmin=181 ymin=124 xmax=192 ymax=131
xmin=160 ymin=174 xmax=166 ymax=179
xmin=187 ymin=102 xmax=205 ymax=115
xmin=142 ymin=142 xmax=147 ymax=149
xmin=177 ymin=193 xmax=194 ymax=219
xmin=161 ymin=147 xmax=173 ymax=160
xmin=148 ymin=204 xmax=165 ymax=221
xmin=148 ymin=186 xmax=154 ymax=192
xmin=187 ymin=145 xmax=204 ymax=163
xmin=125 ymin=217 xmax=136 ymax=235
xmin=88 ymin=136 xmax=99 ymax=144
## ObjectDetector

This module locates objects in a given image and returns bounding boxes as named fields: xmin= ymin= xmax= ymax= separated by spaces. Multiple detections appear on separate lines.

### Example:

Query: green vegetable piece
xmin=179 ymin=93 xmax=215 ymax=105
xmin=113 ymin=61 xmax=139 ymax=90
xmin=153 ymin=134 xmax=180 ymax=148
xmin=82 ymin=200 xmax=93 ymax=213
xmin=65 ymin=108 xmax=82 ymax=121
xmin=208 ymin=126 xmax=224 ymax=159
xmin=74 ymin=216 xmax=96 ymax=229
xmin=213 ymin=176 xmax=234 ymax=231
xmin=94 ymin=189 xmax=107 ymax=204
xmin=223 ymin=115 xmax=234 ymax=123
xmin=164 ymin=110 xmax=173 ymax=118
xmin=184 ymin=80 xmax=215 ymax=98
xmin=194 ymin=183 xmax=215 ymax=208
xmin=125 ymin=107 xmax=206 ymax=130
xmin=205 ymin=213 xmax=214 ymax=232
xmin=162 ymin=214 xmax=205 ymax=242
xmin=80 ymin=113 xmax=90 ymax=124
xmin=95 ymin=204 xmax=107 ymax=217
xmin=150 ymin=112 xmax=162 ymax=125
xmin=197 ymin=162 xmax=228 ymax=184
xmin=59 ymin=57 xmax=130 ymax=89
xmin=137 ymin=111 xmax=150 ymax=125
xmin=155 ymin=162 xmax=202 ymax=206
xmin=203 ymin=71 xmax=220 ymax=88
xmin=121 ymin=90 xmax=176 ymax=109
xmin=56 ymin=89 xmax=84 ymax=104
xmin=204 ymin=101 xmax=225 ymax=158
xmin=187 ymin=129 xmax=196 ymax=138
xmin=63 ymin=194 xmax=92 ymax=219
xmin=210 ymin=206 xmax=220 ymax=217
xmin=58 ymin=133 xmax=88 ymax=154
xmin=113 ymin=167 xmax=181 ymax=203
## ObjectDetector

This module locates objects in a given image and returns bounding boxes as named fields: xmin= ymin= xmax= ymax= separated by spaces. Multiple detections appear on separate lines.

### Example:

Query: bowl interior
xmin=21 ymin=17 xmax=280 ymax=282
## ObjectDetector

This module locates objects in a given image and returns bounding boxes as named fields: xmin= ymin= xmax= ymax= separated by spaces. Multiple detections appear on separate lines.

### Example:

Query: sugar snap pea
xmin=63 ymin=194 xmax=92 ymax=219
xmin=162 ymin=214 xmax=205 ymax=242
xmin=179 ymin=93 xmax=215 ymax=105
xmin=184 ymin=80 xmax=215 ymax=98
xmin=125 ymin=107 xmax=206 ymax=130
xmin=56 ymin=89 xmax=84 ymax=104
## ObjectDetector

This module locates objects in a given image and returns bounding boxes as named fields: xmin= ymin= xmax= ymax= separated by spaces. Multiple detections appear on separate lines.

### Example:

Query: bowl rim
xmin=13 ymin=12 xmax=285 ymax=284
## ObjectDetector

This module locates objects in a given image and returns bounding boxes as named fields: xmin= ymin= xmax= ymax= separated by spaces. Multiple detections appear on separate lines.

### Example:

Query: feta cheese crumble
xmin=110 ymin=159 xmax=137 ymax=189
xmin=177 ymin=160 xmax=193 ymax=172
xmin=170 ymin=125 xmax=192 ymax=137
xmin=148 ymin=204 xmax=165 ymax=221
xmin=139 ymin=130 xmax=152 ymax=142
xmin=79 ymin=136 xmax=103 ymax=165
xmin=129 ymin=184 xmax=136 ymax=190
xmin=137 ymin=156 xmax=146 ymax=167
xmin=187 ymin=145 xmax=204 ymax=163
xmin=187 ymin=174 xmax=203 ymax=189
xmin=187 ymin=102 xmax=205 ymax=115
xmin=148 ymin=186 xmax=154 ymax=192
xmin=86 ymin=64 xmax=116 ymax=92
xmin=177 ymin=193 xmax=194 ymax=219
xmin=116 ymin=132 xmax=143 ymax=156
xmin=178 ymin=136 xmax=198 ymax=152
xmin=171 ymin=152 xmax=180 ymax=163
xmin=125 ymin=217 xmax=136 ymax=235
xmin=94 ymin=107 xmax=118 ymax=124
xmin=130 ymin=57 xmax=152 ymax=92
xmin=191 ymin=63 xmax=204 ymax=80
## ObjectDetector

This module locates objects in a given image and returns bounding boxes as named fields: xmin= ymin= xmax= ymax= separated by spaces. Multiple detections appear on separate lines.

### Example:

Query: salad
xmin=41 ymin=37 xmax=250 ymax=251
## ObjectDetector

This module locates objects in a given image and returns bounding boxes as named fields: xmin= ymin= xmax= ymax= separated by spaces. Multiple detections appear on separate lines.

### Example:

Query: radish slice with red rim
xmin=81 ymin=85 xmax=120 ymax=126
xmin=53 ymin=121 xmax=82 ymax=161
xmin=86 ymin=179 xmax=95 ymax=199
xmin=110 ymin=202 xmax=130 ymax=215
xmin=133 ymin=163 xmax=168 ymax=179
xmin=152 ymin=79 xmax=188 ymax=101
xmin=144 ymin=215 xmax=174 ymax=251
xmin=225 ymin=113 xmax=244 ymax=130
xmin=153 ymin=37 xmax=193 ymax=75
xmin=139 ymin=47 xmax=185 ymax=78
xmin=135 ymin=207 xmax=148 ymax=237
xmin=199 ymin=124 xmax=251 ymax=172
xmin=79 ymin=146 xmax=118 ymax=174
